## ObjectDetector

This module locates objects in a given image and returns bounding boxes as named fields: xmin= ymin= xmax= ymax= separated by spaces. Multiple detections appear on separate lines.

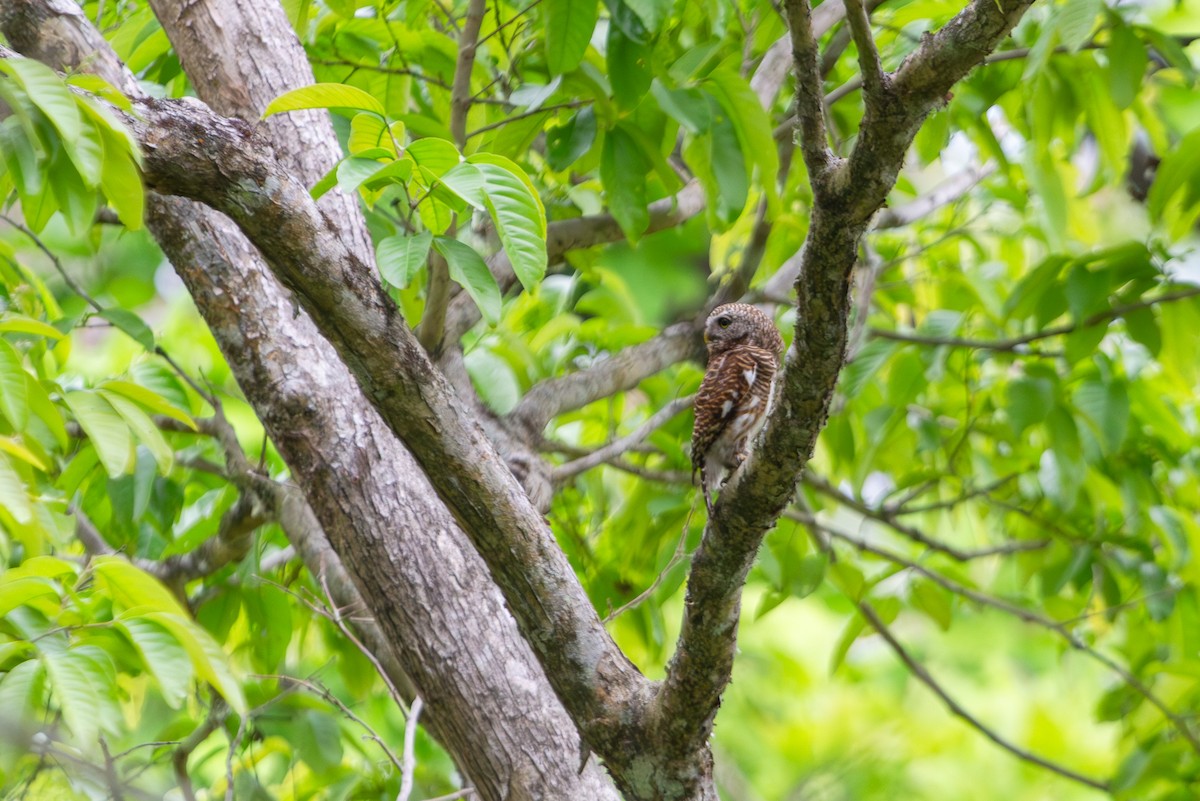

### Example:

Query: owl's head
xmin=703 ymin=303 xmax=784 ymax=356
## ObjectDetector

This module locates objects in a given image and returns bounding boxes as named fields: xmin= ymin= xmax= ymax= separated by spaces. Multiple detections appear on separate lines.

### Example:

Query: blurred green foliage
xmin=2 ymin=0 xmax=1200 ymax=798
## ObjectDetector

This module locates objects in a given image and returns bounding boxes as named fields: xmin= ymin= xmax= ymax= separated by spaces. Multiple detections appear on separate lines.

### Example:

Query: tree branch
xmin=652 ymin=0 xmax=1040 ymax=773
xmin=843 ymin=0 xmax=887 ymax=109
xmin=552 ymin=395 xmax=694 ymax=483
xmin=450 ymin=0 xmax=486 ymax=147
xmin=803 ymin=512 xmax=1200 ymax=757
xmin=872 ymin=286 xmax=1200 ymax=351
xmin=782 ymin=0 xmax=836 ymax=185
xmin=855 ymin=601 xmax=1109 ymax=792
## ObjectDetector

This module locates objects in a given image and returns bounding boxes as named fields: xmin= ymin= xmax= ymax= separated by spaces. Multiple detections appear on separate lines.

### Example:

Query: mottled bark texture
xmin=0 ymin=2 xmax=620 ymax=798
xmin=0 ymin=0 xmax=1039 ymax=796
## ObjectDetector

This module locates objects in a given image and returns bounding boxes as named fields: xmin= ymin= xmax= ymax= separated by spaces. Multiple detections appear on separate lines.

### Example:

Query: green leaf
xmin=608 ymin=23 xmax=653 ymax=109
xmin=64 ymin=391 xmax=134 ymax=478
xmin=624 ymin=0 xmax=671 ymax=33
xmin=377 ymin=231 xmax=433 ymax=289
xmin=600 ymin=126 xmax=649 ymax=240
xmin=348 ymin=112 xmax=396 ymax=156
xmin=100 ymin=390 xmax=174 ymax=473
xmin=651 ymin=81 xmax=712 ymax=134
xmin=0 ymin=575 xmax=57 ymax=618
xmin=830 ymin=611 xmax=867 ymax=674
xmin=0 ymin=436 xmax=49 ymax=471
xmin=0 ymin=316 xmax=65 ymax=341
xmin=546 ymin=107 xmax=597 ymax=171
xmin=40 ymin=641 xmax=108 ymax=743
xmin=405 ymin=137 xmax=462 ymax=176
xmin=703 ymin=64 xmax=780 ymax=215
xmin=143 ymin=611 xmax=246 ymax=713
xmin=474 ymin=163 xmax=548 ymax=291
xmin=0 ymin=58 xmax=83 ymax=144
xmin=263 ymin=83 xmax=385 ymax=118
xmin=93 ymin=557 xmax=188 ymax=615
xmin=1006 ymin=375 xmax=1055 ymax=436
xmin=117 ymin=617 xmax=194 ymax=708
xmin=1058 ymin=0 xmax=1101 ymax=51
xmin=1147 ymin=126 xmax=1200 ymax=226
xmin=439 ymin=162 xmax=487 ymax=209
xmin=911 ymin=580 xmax=953 ymax=631
xmin=1124 ymin=307 xmax=1161 ymax=356
xmin=99 ymin=308 xmax=155 ymax=350
xmin=544 ymin=0 xmax=598 ymax=75
xmin=433 ymin=237 xmax=503 ymax=325
xmin=0 ymin=338 xmax=31 ymax=430
xmin=684 ymin=108 xmax=748 ymax=230
xmin=1106 ymin=21 xmax=1148 ymax=110
xmin=100 ymin=379 xmax=196 ymax=430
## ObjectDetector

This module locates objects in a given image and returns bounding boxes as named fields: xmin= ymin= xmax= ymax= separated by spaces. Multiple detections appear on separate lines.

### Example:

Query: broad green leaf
xmin=651 ymin=82 xmax=712 ymax=134
xmin=546 ymin=107 xmax=598 ymax=171
xmin=144 ymin=611 xmax=246 ymax=713
xmin=377 ymin=231 xmax=433 ymax=289
xmin=608 ymin=24 xmax=653 ymax=109
xmin=100 ymin=390 xmax=173 ymax=473
xmin=0 ymin=436 xmax=49 ymax=471
xmin=93 ymin=557 xmax=188 ymax=615
xmin=1106 ymin=21 xmax=1148 ymax=110
xmin=348 ymin=112 xmax=396 ymax=155
xmin=433 ymin=237 xmax=503 ymax=325
xmin=600 ymin=126 xmax=649 ymax=240
xmin=100 ymin=379 xmax=196 ymax=430
xmin=263 ymin=83 xmax=385 ymax=118
xmin=474 ymin=162 xmax=548 ymax=290
xmin=0 ymin=660 xmax=44 ymax=721
xmin=0 ymin=575 xmax=57 ymax=617
xmin=703 ymin=64 xmax=780 ymax=214
xmin=624 ymin=0 xmax=671 ymax=33
xmin=405 ymin=137 xmax=462 ymax=176
xmin=97 ymin=129 xmax=145 ymax=230
xmin=117 ymin=617 xmax=194 ymax=708
xmin=440 ymin=162 xmax=487 ymax=209
xmin=0 ymin=316 xmax=64 ymax=341
xmin=1058 ymin=0 xmax=1101 ymax=51
xmin=544 ymin=0 xmax=598 ymax=75
xmin=99 ymin=308 xmax=155 ymax=350
xmin=1006 ymin=375 xmax=1055 ymax=436
xmin=64 ymin=391 xmax=133 ymax=478
xmin=0 ymin=58 xmax=83 ymax=144
xmin=1147 ymin=126 xmax=1200 ymax=227
xmin=0 ymin=338 xmax=30 ymax=430
xmin=40 ymin=641 xmax=108 ymax=744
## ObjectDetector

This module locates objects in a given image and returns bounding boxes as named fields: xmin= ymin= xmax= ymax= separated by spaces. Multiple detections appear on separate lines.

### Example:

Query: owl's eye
xmin=717 ymin=316 xmax=731 ymax=328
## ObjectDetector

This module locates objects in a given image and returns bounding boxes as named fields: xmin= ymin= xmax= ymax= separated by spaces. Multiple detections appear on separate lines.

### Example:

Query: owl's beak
xmin=703 ymin=330 xmax=710 ymax=343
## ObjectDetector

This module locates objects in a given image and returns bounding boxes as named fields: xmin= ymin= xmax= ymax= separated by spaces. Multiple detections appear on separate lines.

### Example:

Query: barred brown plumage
xmin=691 ymin=303 xmax=784 ymax=514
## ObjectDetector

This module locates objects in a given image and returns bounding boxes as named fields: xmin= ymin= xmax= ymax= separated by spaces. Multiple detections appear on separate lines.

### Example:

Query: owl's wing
xmin=691 ymin=348 xmax=774 ymax=471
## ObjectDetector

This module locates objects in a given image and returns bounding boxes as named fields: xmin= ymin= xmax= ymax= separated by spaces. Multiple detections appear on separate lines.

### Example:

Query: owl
xmin=691 ymin=303 xmax=785 ymax=513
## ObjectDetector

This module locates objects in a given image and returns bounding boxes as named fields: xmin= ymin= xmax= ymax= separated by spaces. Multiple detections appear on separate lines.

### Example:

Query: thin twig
xmin=466 ymin=101 xmax=586 ymax=139
xmin=798 ymin=511 xmax=1200 ymax=756
xmin=553 ymin=396 xmax=694 ymax=483
xmin=802 ymin=473 xmax=1049 ymax=560
xmin=604 ymin=500 xmax=697 ymax=623
xmin=450 ymin=0 xmax=486 ymax=146
xmin=1 ymin=212 xmax=103 ymax=311
xmin=855 ymin=600 xmax=1109 ymax=791
xmin=398 ymin=696 xmax=424 ymax=801
xmin=870 ymin=286 xmax=1200 ymax=352
xmin=843 ymin=0 xmax=887 ymax=107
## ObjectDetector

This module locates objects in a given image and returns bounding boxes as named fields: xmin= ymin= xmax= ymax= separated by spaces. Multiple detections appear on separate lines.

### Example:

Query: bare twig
xmin=603 ymin=510 xmax=694 ymax=624
xmin=553 ymin=396 xmax=694 ymax=483
xmin=855 ymin=600 xmax=1109 ymax=792
xmin=803 ymin=512 xmax=1200 ymax=756
xmin=843 ymin=0 xmax=887 ymax=107
xmin=450 ymin=0 xmax=486 ymax=146
xmin=398 ymin=696 xmax=424 ymax=801
xmin=871 ymin=286 xmax=1200 ymax=352
xmin=802 ymin=473 xmax=1048 ymax=560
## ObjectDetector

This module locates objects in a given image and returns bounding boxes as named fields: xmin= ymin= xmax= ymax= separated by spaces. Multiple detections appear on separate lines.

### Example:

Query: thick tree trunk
xmin=0 ymin=2 xmax=620 ymax=798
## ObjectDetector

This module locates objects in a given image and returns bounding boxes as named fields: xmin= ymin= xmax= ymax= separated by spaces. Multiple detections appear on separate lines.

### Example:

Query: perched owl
xmin=691 ymin=303 xmax=785 ymax=512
